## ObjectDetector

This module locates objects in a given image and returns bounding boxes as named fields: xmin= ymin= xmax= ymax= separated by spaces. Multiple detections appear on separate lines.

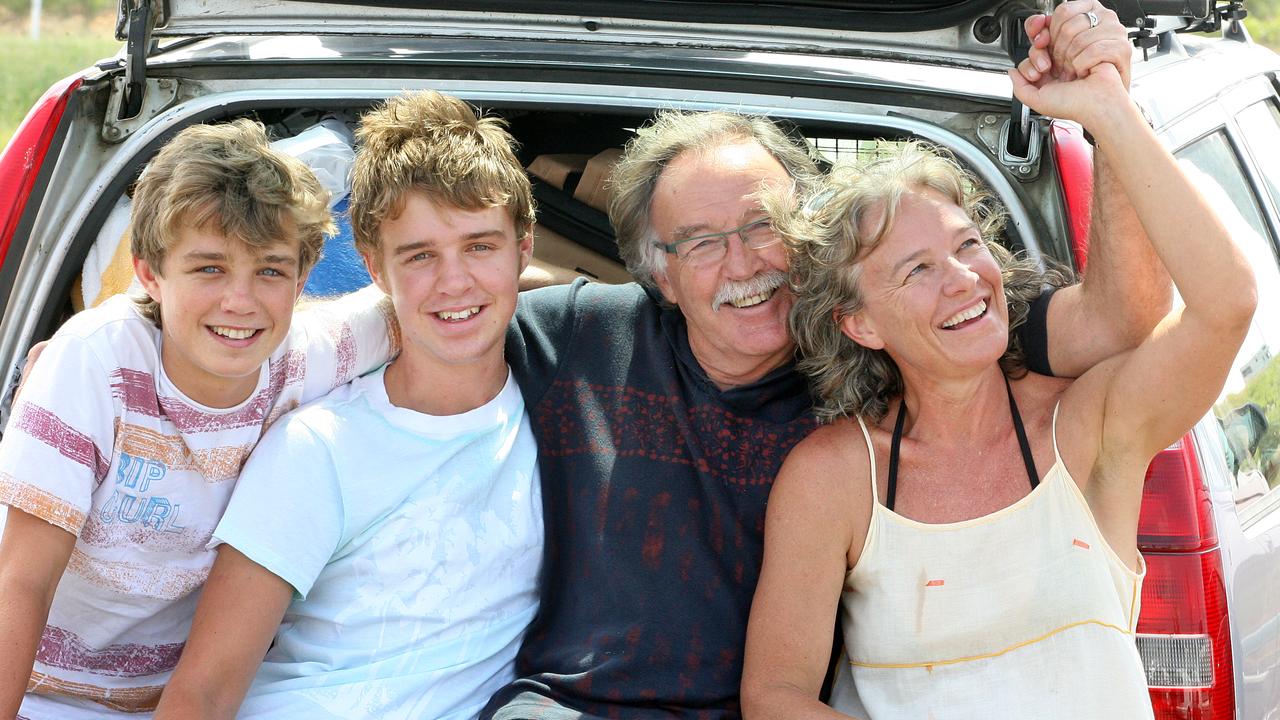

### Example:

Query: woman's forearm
xmin=741 ymin=682 xmax=852 ymax=720
xmin=1082 ymin=95 xmax=1256 ymax=326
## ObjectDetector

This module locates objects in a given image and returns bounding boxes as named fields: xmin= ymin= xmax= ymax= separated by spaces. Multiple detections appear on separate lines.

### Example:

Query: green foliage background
xmin=0 ymin=0 xmax=108 ymax=16
xmin=0 ymin=0 xmax=106 ymax=17
xmin=1 ymin=36 xmax=120 ymax=145
xmin=1251 ymin=0 xmax=1280 ymax=47
xmin=1 ymin=0 xmax=118 ymax=146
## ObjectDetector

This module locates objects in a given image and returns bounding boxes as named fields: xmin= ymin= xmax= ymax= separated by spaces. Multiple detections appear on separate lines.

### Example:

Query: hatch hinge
xmin=994 ymin=8 xmax=1041 ymax=178
xmin=111 ymin=0 xmax=167 ymax=122
xmin=102 ymin=76 xmax=179 ymax=143
xmin=1144 ymin=0 xmax=1250 ymax=40
xmin=977 ymin=111 xmax=1042 ymax=181
xmin=1131 ymin=15 xmax=1160 ymax=60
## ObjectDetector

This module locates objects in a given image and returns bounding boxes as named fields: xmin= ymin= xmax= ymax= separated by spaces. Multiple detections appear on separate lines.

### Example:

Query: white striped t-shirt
xmin=0 ymin=289 xmax=397 ymax=719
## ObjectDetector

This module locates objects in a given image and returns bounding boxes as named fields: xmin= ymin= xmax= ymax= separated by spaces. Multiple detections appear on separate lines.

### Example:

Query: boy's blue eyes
xmin=407 ymin=244 xmax=496 ymax=262
xmin=191 ymin=266 xmax=289 ymax=277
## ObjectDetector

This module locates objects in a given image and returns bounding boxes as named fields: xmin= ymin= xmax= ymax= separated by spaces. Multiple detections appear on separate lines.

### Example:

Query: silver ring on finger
xmin=1085 ymin=10 xmax=1099 ymax=28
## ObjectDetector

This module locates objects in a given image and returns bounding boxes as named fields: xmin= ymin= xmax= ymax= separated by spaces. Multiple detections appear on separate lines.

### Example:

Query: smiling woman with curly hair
xmin=740 ymin=32 xmax=1256 ymax=720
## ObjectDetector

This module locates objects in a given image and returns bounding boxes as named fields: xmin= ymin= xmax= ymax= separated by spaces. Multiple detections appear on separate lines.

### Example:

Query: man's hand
xmin=1020 ymin=2 xmax=1131 ymax=87
xmin=1012 ymin=1 xmax=1173 ymax=378
xmin=1012 ymin=2 xmax=1132 ymax=125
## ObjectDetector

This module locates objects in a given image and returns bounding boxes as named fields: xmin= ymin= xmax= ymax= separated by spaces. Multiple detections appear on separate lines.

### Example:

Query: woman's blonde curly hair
xmin=770 ymin=141 xmax=1070 ymax=423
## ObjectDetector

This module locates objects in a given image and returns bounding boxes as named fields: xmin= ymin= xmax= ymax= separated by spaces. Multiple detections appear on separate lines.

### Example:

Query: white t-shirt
xmin=0 ymin=290 xmax=396 ymax=719
xmin=213 ymin=365 xmax=542 ymax=720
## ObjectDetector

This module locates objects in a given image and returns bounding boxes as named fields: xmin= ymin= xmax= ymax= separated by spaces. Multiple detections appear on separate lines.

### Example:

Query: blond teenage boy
xmin=155 ymin=90 xmax=542 ymax=720
xmin=0 ymin=119 xmax=396 ymax=719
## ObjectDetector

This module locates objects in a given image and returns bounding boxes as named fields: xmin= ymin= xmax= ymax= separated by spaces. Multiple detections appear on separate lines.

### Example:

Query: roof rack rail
xmin=1184 ymin=0 xmax=1251 ymax=41
xmin=1104 ymin=0 xmax=1251 ymax=37
xmin=1104 ymin=0 xmax=1212 ymax=25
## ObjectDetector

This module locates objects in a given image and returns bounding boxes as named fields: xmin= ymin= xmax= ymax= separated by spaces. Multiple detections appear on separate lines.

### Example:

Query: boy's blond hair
xmin=349 ymin=91 xmax=534 ymax=256
xmin=129 ymin=119 xmax=334 ymax=325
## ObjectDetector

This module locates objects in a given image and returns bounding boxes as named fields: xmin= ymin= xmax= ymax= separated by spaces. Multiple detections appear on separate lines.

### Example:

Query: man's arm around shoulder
xmin=1043 ymin=151 xmax=1172 ymax=377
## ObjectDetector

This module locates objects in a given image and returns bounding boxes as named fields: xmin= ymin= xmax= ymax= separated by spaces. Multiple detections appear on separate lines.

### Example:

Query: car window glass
xmin=1236 ymin=99 xmax=1280 ymax=218
xmin=1176 ymin=130 xmax=1280 ymax=517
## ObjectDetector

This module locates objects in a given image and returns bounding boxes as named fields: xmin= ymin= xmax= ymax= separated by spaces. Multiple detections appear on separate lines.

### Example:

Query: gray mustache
xmin=712 ymin=270 xmax=788 ymax=311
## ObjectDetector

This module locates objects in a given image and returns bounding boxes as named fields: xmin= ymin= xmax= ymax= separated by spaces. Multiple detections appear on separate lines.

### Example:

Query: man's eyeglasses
xmin=655 ymin=218 xmax=781 ymax=268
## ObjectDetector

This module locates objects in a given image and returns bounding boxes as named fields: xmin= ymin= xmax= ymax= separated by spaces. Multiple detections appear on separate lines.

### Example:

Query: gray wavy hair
xmin=608 ymin=110 xmax=823 ymax=289
xmin=774 ymin=141 xmax=1071 ymax=422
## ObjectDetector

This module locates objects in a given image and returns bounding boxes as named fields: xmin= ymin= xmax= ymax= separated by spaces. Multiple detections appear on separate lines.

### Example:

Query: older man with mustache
xmin=482 ymin=6 xmax=1166 ymax=719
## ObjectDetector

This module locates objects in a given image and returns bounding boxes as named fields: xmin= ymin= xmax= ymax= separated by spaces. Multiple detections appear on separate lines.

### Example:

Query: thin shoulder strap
xmin=854 ymin=415 xmax=878 ymax=504
xmin=1005 ymin=376 xmax=1041 ymax=490
xmin=887 ymin=401 xmax=907 ymax=511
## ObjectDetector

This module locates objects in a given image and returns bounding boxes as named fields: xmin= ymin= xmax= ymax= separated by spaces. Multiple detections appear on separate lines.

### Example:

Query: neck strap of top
xmin=886 ymin=375 xmax=1040 ymax=511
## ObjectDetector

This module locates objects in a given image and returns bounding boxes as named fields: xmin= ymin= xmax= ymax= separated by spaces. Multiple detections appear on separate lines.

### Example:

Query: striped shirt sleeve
xmin=0 ymin=335 xmax=118 ymax=535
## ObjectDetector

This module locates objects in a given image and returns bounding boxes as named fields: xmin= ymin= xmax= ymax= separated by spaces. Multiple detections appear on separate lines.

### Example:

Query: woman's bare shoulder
xmin=770 ymin=416 xmax=876 ymax=562
xmin=791 ymin=417 xmax=873 ymax=466
xmin=774 ymin=418 xmax=874 ymax=503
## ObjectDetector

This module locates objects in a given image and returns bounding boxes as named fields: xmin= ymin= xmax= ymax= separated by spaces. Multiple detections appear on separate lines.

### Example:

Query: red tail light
xmin=0 ymin=74 xmax=82 ymax=270
xmin=1136 ymin=435 xmax=1234 ymax=719
xmin=1138 ymin=439 xmax=1217 ymax=551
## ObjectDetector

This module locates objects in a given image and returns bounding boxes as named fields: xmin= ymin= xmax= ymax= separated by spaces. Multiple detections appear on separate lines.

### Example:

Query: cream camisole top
xmin=837 ymin=409 xmax=1155 ymax=719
